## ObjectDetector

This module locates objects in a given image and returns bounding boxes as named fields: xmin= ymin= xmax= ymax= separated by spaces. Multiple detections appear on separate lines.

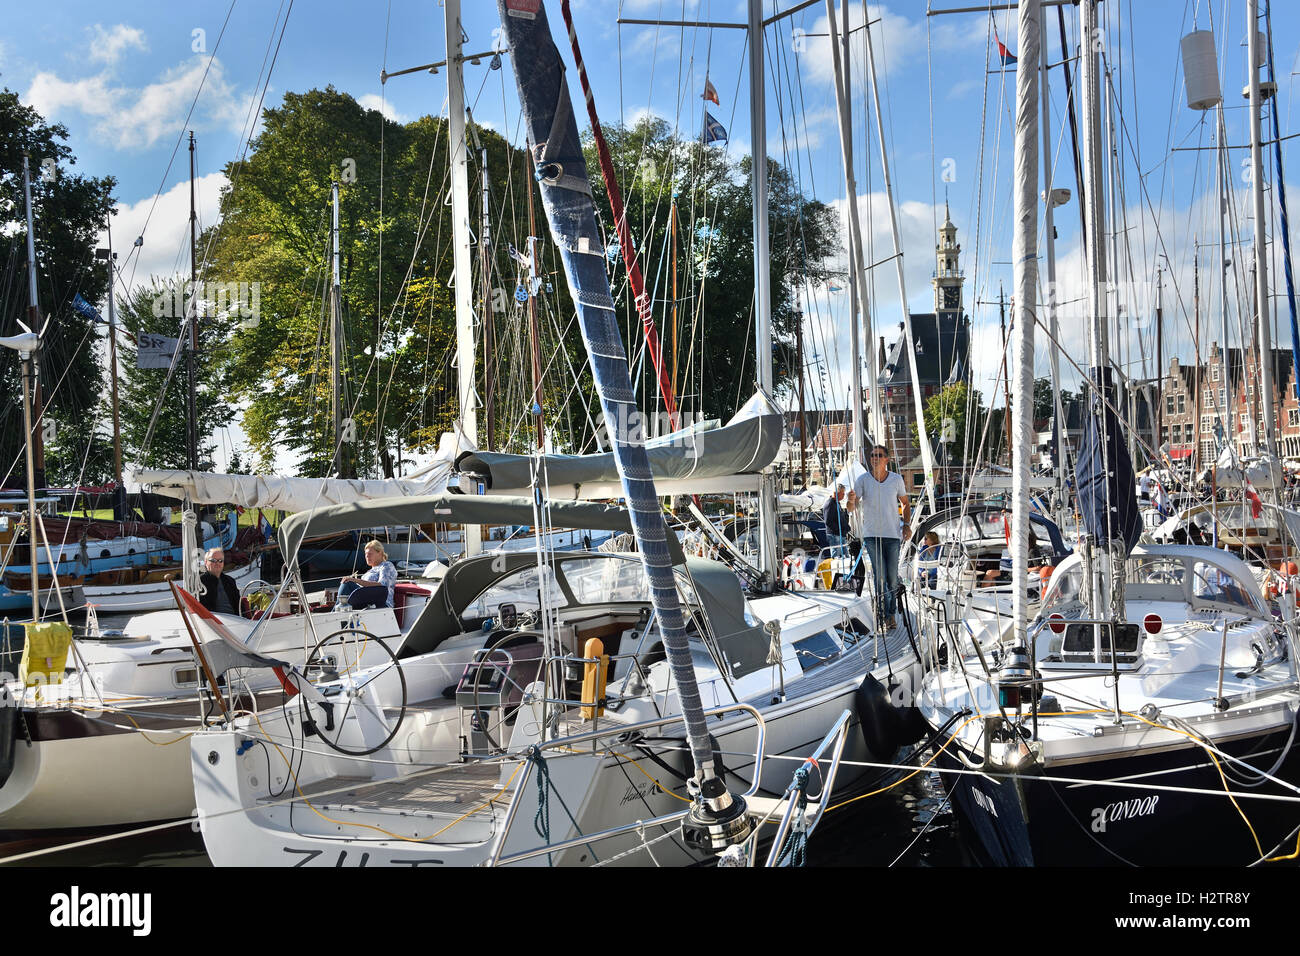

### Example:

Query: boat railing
xmin=487 ymin=702 xmax=767 ymax=867
xmin=760 ymin=707 xmax=853 ymax=867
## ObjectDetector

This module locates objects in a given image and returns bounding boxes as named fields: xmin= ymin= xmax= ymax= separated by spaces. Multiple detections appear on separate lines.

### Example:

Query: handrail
xmin=763 ymin=708 xmax=853 ymax=866
xmin=488 ymin=702 xmax=766 ymax=867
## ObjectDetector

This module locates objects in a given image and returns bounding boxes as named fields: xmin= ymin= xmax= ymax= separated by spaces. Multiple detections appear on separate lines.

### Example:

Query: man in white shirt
xmin=851 ymin=444 xmax=912 ymax=629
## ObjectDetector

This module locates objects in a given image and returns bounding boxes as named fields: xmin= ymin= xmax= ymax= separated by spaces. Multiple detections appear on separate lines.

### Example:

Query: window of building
xmin=1166 ymin=395 xmax=1175 ymax=415
xmin=1177 ymin=394 xmax=1185 ymax=414
xmin=1290 ymin=408 xmax=1299 ymax=428
xmin=1212 ymin=364 xmax=1220 ymax=382
xmin=1201 ymin=418 xmax=1211 ymax=433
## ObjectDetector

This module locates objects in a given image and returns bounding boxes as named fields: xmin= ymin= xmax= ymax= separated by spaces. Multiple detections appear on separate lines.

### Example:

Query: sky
xmin=4 ymin=0 xmax=1300 ymax=470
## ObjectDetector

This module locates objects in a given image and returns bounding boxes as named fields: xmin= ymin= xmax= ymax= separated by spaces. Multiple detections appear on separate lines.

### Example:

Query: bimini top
xmin=1041 ymin=543 xmax=1268 ymax=617
xmin=277 ymin=493 xmax=681 ymax=567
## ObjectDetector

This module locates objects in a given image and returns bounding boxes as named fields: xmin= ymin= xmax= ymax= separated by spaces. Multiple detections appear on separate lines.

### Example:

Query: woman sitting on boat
xmin=338 ymin=540 xmax=397 ymax=609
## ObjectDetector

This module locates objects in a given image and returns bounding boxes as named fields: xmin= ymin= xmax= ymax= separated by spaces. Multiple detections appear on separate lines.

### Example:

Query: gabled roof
xmin=877 ymin=311 xmax=970 ymax=389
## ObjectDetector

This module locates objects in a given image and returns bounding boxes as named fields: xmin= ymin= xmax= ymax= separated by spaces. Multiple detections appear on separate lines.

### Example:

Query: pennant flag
xmin=507 ymin=242 xmax=533 ymax=269
xmin=703 ymin=111 xmax=728 ymax=145
xmin=71 ymin=292 xmax=103 ymax=323
xmin=994 ymin=27 xmax=1017 ymax=67
xmin=702 ymin=77 xmax=720 ymax=106
xmin=828 ymin=281 xmax=844 ymax=293
xmin=1246 ymin=481 xmax=1263 ymax=519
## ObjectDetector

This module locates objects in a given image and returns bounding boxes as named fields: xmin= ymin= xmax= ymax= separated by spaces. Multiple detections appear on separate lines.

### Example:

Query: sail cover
xmin=1073 ymin=367 xmax=1142 ymax=551
xmin=455 ymin=392 xmax=783 ymax=493
xmin=129 ymin=431 xmax=465 ymax=510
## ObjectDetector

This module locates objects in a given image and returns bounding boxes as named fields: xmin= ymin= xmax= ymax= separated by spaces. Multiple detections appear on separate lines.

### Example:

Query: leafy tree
xmin=206 ymin=87 xmax=549 ymax=475
xmin=585 ymin=118 xmax=838 ymax=424
xmin=919 ymin=381 xmax=986 ymax=467
xmin=115 ymin=282 xmax=233 ymax=469
xmin=0 ymin=88 xmax=115 ymax=487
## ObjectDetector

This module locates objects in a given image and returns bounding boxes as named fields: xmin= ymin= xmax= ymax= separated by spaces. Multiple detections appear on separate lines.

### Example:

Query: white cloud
xmin=26 ymin=55 xmax=253 ymax=151
xmin=357 ymin=93 xmax=408 ymax=124
xmin=87 ymin=24 xmax=148 ymax=66
xmin=102 ymin=172 xmax=229 ymax=291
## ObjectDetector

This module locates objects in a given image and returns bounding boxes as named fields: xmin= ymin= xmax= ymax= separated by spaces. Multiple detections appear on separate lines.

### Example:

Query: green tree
xmin=115 ymin=282 xmax=233 ymax=469
xmin=0 ymin=88 xmax=116 ymax=487
xmin=585 ymin=118 xmax=838 ymax=423
xmin=920 ymin=381 xmax=987 ymax=467
xmin=206 ymin=87 xmax=544 ymax=473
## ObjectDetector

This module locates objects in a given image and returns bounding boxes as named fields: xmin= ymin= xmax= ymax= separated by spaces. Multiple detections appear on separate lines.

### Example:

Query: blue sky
xmin=5 ymin=0 xmax=1299 ymax=466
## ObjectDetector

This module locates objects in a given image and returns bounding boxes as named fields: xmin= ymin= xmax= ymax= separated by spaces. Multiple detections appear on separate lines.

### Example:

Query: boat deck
xmin=271 ymin=762 xmax=505 ymax=818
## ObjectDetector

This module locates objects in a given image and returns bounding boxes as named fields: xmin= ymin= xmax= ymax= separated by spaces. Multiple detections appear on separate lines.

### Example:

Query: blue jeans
xmin=862 ymin=537 xmax=901 ymax=618
xmin=339 ymin=580 xmax=388 ymax=609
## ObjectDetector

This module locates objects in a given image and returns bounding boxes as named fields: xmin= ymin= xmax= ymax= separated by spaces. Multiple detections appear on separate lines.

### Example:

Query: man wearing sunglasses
xmin=851 ymin=445 xmax=912 ymax=629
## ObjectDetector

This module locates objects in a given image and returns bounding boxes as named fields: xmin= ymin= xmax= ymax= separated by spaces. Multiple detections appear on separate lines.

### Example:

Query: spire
xmin=943 ymin=194 xmax=953 ymax=229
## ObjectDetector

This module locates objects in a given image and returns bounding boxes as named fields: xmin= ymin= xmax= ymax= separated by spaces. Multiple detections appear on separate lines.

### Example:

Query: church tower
xmin=933 ymin=201 xmax=964 ymax=315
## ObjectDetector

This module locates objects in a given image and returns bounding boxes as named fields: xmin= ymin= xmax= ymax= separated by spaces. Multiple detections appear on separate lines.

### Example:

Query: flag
xmin=828 ymin=281 xmax=844 ymax=293
xmin=994 ymin=28 xmax=1017 ymax=67
xmin=702 ymin=77 xmax=719 ymax=106
xmin=507 ymin=242 xmax=533 ymax=269
xmin=72 ymin=293 xmax=103 ymax=323
xmin=704 ymin=111 xmax=728 ymax=145
xmin=258 ymin=510 xmax=275 ymax=543
xmin=1246 ymin=481 xmax=1263 ymax=519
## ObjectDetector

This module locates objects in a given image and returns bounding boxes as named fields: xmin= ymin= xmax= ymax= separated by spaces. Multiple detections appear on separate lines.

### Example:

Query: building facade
xmin=875 ymin=207 xmax=971 ymax=491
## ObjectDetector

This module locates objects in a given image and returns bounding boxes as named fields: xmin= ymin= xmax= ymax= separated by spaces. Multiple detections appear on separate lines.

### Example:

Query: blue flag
xmin=72 ymin=293 xmax=103 ymax=323
xmin=703 ymin=111 xmax=728 ymax=145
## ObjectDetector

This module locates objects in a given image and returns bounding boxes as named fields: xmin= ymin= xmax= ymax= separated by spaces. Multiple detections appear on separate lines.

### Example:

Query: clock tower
xmin=933 ymin=202 xmax=963 ymax=315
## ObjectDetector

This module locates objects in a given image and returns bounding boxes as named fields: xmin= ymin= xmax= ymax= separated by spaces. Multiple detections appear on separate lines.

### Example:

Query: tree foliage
xmin=0 ymin=88 xmax=115 ymax=486
xmin=205 ymin=87 xmax=555 ymax=474
xmin=921 ymin=381 xmax=986 ymax=467
xmin=585 ymin=118 xmax=839 ymax=423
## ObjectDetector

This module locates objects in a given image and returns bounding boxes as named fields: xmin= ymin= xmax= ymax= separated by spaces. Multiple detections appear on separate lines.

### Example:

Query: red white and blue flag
xmin=702 ymin=77 xmax=719 ymax=106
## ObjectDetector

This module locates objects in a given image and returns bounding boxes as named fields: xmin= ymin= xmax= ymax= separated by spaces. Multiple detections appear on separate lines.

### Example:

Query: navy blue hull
xmin=937 ymin=725 xmax=1300 ymax=866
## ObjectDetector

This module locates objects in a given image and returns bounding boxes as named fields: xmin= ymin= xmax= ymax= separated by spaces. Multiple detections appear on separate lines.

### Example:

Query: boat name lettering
xmin=619 ymin=781 xmax=657 ymax=807
xmin=1090 ymin=794 xmax=1159 ymax=833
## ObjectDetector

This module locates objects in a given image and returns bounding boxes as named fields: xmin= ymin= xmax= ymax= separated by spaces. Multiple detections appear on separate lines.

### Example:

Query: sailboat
xmin=914 ymin=0 xmax=1300 ymax=866
xmin=184 ymin=0 xmax=925 ymax=867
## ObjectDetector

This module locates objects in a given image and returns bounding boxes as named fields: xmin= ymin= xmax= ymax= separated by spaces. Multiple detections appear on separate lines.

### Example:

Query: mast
xmin=749 ymin=0 xmax=778 ymax=585
xmin=106 ymin=231 xmax=123 ymax=489
xmin=20 ymin=155 xmax=42 ymax=619
xmin=1039 ymin=13 xmax=1066 ymax=508
xmin=863 ymin=13 xmax=938 ymax=515
xmin=1246 ymin=0 xmax=1276 ymax=455
xmin=1079 ymin=0 xmax=1120 ymax=623
xmin=480 ymin=143 xmax=497 ymax=451
xmin=825 ymin=0 xmax=869 ymax=467
xmin=1155 ymin=267 xmax=1163 ymax=459
xmin=526 ymin=173 xmax=545 ymax=451
xmin=1193 ymin=251 xmax=1201 ymax=474
xmin=1010 ymin=0 xmax=1040 ymax=646
xmin=447 ymin=0 xmax=482 ymax=556
xmin=330 ymin=181 xmax=345 ymax=476
xmin=187 ymin=132 xmax=199 ymax=473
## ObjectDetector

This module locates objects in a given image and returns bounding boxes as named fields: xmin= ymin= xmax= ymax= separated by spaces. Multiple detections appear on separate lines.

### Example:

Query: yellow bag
xmin=19 ymin=622 xmax=72 ymax=687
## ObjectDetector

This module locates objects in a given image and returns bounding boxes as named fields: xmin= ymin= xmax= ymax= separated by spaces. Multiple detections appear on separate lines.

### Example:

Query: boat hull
xmin=936 ymin=723 xmax=1300 ymax=866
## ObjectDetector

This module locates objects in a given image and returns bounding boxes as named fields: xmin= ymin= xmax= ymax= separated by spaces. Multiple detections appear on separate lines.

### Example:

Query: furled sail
xmin=1073 ymin=367 xmax=1142 ymax=553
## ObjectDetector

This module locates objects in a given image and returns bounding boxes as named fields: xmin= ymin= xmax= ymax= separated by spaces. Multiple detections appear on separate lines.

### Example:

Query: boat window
xmin=1191 ymin=561 xmax=1253 ymax=609
xmin=1126 ymin=558 xmax=1186 ymax=587
xmin=1041 ymin=563 xmax=1084 ymax=614
xmin=561 ymin=556 xmax=651 ymax=605
xmin=792 ymin=630 xmax=841 ymax=672
xmin=464 ymin=565 xmax=566 ymax=619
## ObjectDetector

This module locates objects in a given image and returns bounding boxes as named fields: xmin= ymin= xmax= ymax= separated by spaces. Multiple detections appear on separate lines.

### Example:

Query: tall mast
xmin=187 ymin=132 xmax=199 ymax=472
xmin=1079 ymin=0 xmax=1119 ymax=622
xmin=825 ymin=0 xmax=868 ymax=468
xmin=863 ymin=13 xmax=938 ymax=515
xmin=107 ymin=230 xmax=123 ymax=488
xmin=1010 ymin=0 xmax=1041 ymax=646
xmin=330 ymin=181 xmax=346 ymax=476
xmin=526 ymin=173 xmax=545 ymax=451
xmin=1246 ymin=0 xmax=1276 ymax=454
xmin=748 ymin=0 xmax=778 ymax=584
xmin=1039 ymin=11 xmax=1066 ymax=507
xmin=447 ymin=0 xmax=482 ymax=556
xmin=1155 ymin=267 xmax=1163 ymax=458
xmin=20 ymin=155 xmax=42 ymax=619
xmin=480 ymin=143 xmax=497 ymax=451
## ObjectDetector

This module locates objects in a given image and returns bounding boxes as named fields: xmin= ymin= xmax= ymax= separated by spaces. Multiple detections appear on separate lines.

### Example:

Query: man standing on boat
xmin=199 ymin=547 xmax=241 ymax=616
xmin=822 ymin=484 xmax=852 ymax=545
xmin=851 ymin=445 xmax=911 ymax=628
